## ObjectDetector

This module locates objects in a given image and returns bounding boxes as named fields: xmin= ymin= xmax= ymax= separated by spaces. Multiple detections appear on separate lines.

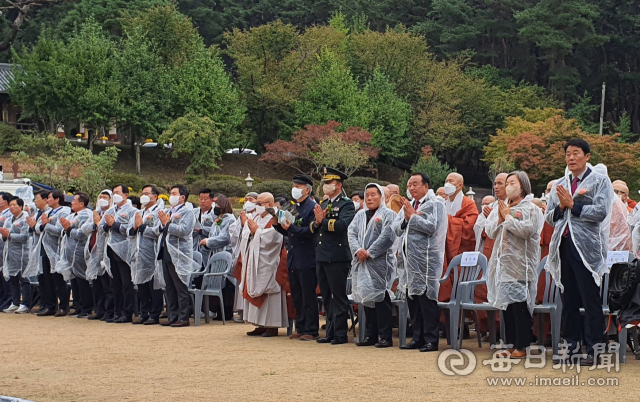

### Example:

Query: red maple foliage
xmin=261 ymin=120 xmax=379 ymax=177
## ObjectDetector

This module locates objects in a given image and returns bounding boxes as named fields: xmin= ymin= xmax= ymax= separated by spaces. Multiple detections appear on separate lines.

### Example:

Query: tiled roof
xmin=0 ymin=63 xmax=16 ymax=93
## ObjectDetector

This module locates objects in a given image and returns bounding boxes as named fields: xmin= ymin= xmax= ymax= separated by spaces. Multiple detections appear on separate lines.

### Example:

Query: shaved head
xmin=445 ymin=173 xmax=464 ymax=200
xmin=382 ymin=186 xmax=390 ymax=200
xmin=531 ymin=198 xmax=544 ymax=208
xmin=436 ymin=187 xmax=446 ymax=198
xmin=257 ymin=192 xmax=274 ymax=206
xmin=386 ymin=184 xmax=400 ymax=196
xmin=494 ymin=173 xmax=508 ymax=201
xmin=546 ymin=180 xmax=556 ymax=195
xmin=482 ymin=196 xmax=495 ymax=206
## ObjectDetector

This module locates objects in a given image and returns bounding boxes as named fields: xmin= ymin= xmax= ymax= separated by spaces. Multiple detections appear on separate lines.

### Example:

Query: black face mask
xmin=213 ymin=207 xmax=222 ymax=216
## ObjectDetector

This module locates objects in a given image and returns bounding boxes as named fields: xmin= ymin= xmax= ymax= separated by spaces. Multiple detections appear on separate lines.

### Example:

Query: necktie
xmin=414 ymin=199 xmax=420 ymax=210
xmin=563 ymin=177 xmax=580 ymax=237
xmin=571 ymin=176 xmax=579 ymax=195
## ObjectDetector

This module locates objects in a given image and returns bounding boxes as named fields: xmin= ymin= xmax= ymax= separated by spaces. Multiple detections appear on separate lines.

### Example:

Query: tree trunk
xmin=88 ymin=128 xmax=93 ymax=153
xmin=136 ymin=140 xmax=141 ymax=175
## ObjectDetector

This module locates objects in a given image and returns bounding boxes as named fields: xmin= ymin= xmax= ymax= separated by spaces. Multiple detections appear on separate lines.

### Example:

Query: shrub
xmin=188 ymin=180 xmax=249 ymax=197
xmin=107 ymin=173 xmax=147 ymax=192
xmin=256 ymin=180 xmax=292 ymax=197
xmin=343 ymin=176 xmax=389 ymax=196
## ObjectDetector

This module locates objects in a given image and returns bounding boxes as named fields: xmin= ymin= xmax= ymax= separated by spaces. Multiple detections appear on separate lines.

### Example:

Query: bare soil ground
xmin=0 ymin=313 xmax=637 ymax=401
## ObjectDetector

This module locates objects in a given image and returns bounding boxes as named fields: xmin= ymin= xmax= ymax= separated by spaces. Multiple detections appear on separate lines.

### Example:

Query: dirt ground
xmin=1 ymin=314 xmax=638 ymax=402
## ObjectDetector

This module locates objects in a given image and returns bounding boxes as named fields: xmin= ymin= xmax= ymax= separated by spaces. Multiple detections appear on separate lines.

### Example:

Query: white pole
xmin=599 ymin=82 xmax=606 ymax=136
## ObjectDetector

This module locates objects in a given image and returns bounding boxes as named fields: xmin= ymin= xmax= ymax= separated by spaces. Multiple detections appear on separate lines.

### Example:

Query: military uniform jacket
xmin=312 ymin=195 xmax=355 ymax=263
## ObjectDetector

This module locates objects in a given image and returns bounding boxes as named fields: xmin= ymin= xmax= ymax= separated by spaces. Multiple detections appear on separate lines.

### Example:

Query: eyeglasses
xmin=614 ymin=189 xmax=627 ymax=195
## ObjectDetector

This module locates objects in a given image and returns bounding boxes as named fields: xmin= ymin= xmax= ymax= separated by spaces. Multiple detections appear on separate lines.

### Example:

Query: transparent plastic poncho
xmin=2 ymin=211 xmax=29 ymax=280
xmin=82 ymin=190 xmax=112 ymax=280
xmin=347 ymin=184 xmax=397 ymax=307
xmin=544 ymin=168 xmax=613 ymax=290
xmin=56 ymin=208 xmax=93 ymax=281
xmin=99 ymin=201 xmax=137 ymax=275
xmin=23 ymin=206 xmax=51 ymax=278
xmin=392 ymin=189 xmax=447 ymax=301
xmin=127 ymin=201 xmax=164 ymax=287
xmin=485 ymin=197 xmax=542 ymax=314
xmin=151 ymin=203 xmax=199 ymax=286
xmin=41 ymin=206 xmax=71 ymax=275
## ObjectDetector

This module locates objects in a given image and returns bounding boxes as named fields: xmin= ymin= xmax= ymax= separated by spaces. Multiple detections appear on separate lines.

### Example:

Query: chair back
xmin=443 ymin=253 xmax=488 ymax=303
xmin=203 ymin=251 xmax=233 ymax=292
xmin=537 ymin=256 xmax=560 ymax=306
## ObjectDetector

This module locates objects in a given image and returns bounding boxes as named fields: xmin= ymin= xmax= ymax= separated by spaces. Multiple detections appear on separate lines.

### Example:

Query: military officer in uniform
xmin=311 ymin=167 xmax=355 ymax=345
xmin=274 ymin=174 xmax=319 ymax=340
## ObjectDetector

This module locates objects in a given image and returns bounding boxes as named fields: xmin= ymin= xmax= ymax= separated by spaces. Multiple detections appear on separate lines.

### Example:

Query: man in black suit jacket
xmin=275 ymin=174 xmax=319 ymax=340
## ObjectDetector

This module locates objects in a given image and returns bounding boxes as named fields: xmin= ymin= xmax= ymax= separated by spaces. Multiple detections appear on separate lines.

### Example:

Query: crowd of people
xmin=0 ymin=138 xmax=635 ymax=362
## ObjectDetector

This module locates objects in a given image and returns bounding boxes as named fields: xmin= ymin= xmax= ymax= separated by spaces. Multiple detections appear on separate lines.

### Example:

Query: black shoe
xmin=132 ymin=317 xmax=148 ymax=325
xmin=114 ymin=315 xmax=132 ymax=323
xmin=580 ymin=355 xmax=600 ymax=367
xmin=88 ymin=313 xmax=103 ymax=321
xmin=68 ymin=311 xmax=80 ymax=317
xmin=143 ymin=318 xmax=160 ymax=325
xmin=247 ymin=327 xmax=267 ymax=336
xmin=101 ymin=315 xmax=113 ymax=322
xmin=77 ymin=313 xmax=89 ymax=318
xmin=399 ymin=340 xmax=424 ymax=350
xmin=375 ymin=339 xmax=393 ymax=348
xmin=160 ymin=320 xmax=177 ymax=327
xmin=419 ymin=342 xmax=438 ymax=352
xmin=170 ymin=320 xmax=190 ymax=327
xmin=355 ymin=337 xmax=377 ymax=347
xmin=330 ymin=338 xmax=348 ymax=345
xmin=105 ymin=315 xmax=119 ymax=323
xmin=54 ymin=309 xmax=69 ymax=317
xmin=316 ymin=337 xmax=333 ymax=344
xmin=36 ymin=308 xmax=55 ymax=317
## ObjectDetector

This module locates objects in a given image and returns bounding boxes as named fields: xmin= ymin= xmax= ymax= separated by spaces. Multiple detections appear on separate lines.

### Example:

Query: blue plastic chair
xmin=438 ymin=253 xmax=489 ymax=350
xmin=533 ymin=256 xmax=562 ymax=355
xmin=191 ymin=251 xmax=233 ymax=326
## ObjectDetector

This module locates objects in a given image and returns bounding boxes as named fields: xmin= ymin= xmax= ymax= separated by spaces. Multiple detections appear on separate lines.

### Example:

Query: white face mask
xmin=506 ymin=185 xmax=521 ymax=201
xmin=255 ymin=205 xmax=266 ymax=215
xmin=617 ymin=194 xmax=624 ymax=201
xmin=169 ymin=195 xmax=180 ymax=206
xmin=406 ymin=189 xmax=413 ymax=201
xmin=323 ymin=183 xmax=336 ymax=196
xmin=291 ymin=187 xmax=305 ymax=201
xmin=112 ymin=194 xmax=124 ymax=205
xmin=140 ymin=195 xmax=150 ymax=206
xmin=353 ymin=201 xmax=361 ymax=210
xmin=435 ymin=195 xmax=446 ymax=203
xmin=244 ymin=201 xmax=256 ymax=212
xmin=97 ymin=199 xmax=109 ymax=209
xmin=444 ymin=183 xmax=457 ymax=196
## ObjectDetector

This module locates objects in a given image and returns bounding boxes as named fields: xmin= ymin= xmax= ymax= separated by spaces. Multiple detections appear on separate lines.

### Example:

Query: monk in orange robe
xmin=473 ymin=173 xmax=507 ymax=335
xmin=439 ymin=173 xmax=479 ymax=303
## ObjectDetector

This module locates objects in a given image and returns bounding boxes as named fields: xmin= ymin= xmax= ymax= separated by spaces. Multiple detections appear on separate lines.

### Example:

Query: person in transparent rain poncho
xmin=591 ymin=164 xmax=632 ymax=252
xmin=198 ymin=195 xmax=237 ymax=321
xmin=0 ymin=192 xmax=15 ymax=309
xmin=54 ymin=193 xmax=94 ymax=317
xmin=544 ymin=139 xmax=613 ymax=364
xmin=99 ymin=184 xmax=138 ymax=323
xmin=1 ymin=197 xmax=32 ymax=313
xmin=392 ymin=172 xmax=447 ymax=352
xmin=23 ymin=190 xmax=50 ymax=314
xmin=80 ymin=190 xmax=114 ymax=320
xmin=127 ymin=184 xmax=165 ymax=325
xmin=38 ymin=190 xmax=72 ymax=316
xmin=485 ymin=171 xmax=542 ymax=359
xmin=348 ymin=183 xmax=397 ymax=348
xmin=14 ymin=186 xmax=36 ymax=217
xmin=153 ymin=185 xmax=199 ymax=327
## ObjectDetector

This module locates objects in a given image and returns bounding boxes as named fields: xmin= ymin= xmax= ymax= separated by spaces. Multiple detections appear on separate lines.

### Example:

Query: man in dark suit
xmin=275 ymin=174 xmax=319 ymax=340
xmin=545 ymin=138 xmax=613 ymax=366
xmin=311 ymin=167 xmax=355 ymax=345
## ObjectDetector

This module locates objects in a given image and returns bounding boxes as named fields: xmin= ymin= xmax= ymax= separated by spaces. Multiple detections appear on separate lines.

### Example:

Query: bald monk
xmin=382 ymin=186 xmax=391 ymax=202
xmin=472 ymin=173 xmax=507 ymax=336
xmin=387 ymin=184 xmax=400 ymax=197
xmin=240 ymin=193 xmax=290 ymax=337
xmin=439 ymin=173 xmax=479 ymax=303
xmin=474 ymin=196 xmax=495 ymax=253
xmin=613 ymin=180 xmax=634 ymax=212
xmin=436 ymin=187 xmax=447 ymax=199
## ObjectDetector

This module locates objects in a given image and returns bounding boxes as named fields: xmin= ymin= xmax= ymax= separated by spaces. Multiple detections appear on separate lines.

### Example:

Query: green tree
xmin=399 ymin=147 xmax=456 ymax=193
xmin=565 ymin=91 xmax=599 ymax=134
xmin=159 ymin=114 xmax=222 ymax=177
